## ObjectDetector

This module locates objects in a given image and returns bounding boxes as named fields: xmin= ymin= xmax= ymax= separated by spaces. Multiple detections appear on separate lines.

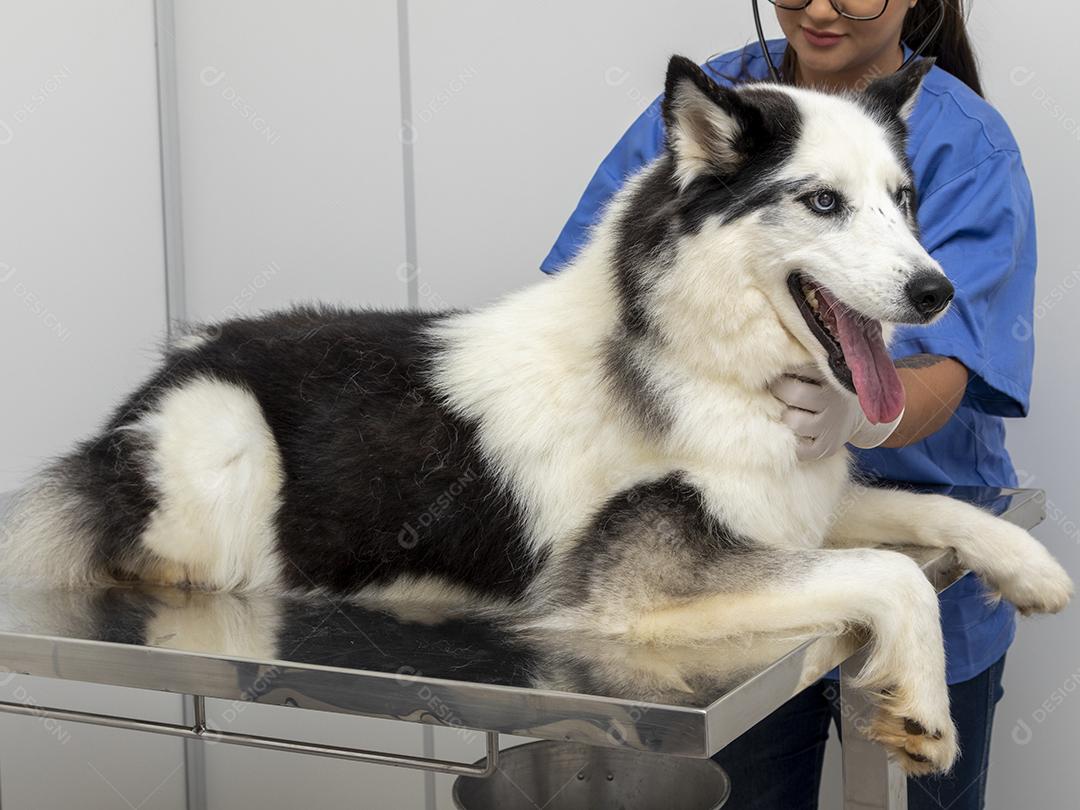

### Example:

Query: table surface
xmin=0 ymin=486 xmax=1043 ymax=758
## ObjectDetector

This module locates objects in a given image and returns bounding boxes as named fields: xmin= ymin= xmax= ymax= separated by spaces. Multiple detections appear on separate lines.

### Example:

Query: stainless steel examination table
xmin=0 ymin=486 xmax=1045 ymax=809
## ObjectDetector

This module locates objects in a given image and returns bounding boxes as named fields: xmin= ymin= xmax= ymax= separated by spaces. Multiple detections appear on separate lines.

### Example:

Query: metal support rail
xmin=0 ymin=694 xmax=500 ymax=778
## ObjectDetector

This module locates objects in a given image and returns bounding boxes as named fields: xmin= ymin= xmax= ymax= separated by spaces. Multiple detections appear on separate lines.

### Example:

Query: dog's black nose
xmin=905 ymin=271 xmax=954 ymax=318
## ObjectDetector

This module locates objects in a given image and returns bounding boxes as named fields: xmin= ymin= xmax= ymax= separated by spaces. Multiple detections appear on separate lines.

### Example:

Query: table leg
xmin=840 ymin=651 xmax=907 ymax=810
xmin=181 ymin=695 xmax=208 ymax=810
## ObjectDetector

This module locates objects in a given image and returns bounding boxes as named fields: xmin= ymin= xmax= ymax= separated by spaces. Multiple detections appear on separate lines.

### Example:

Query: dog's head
xmin=630 ymin=55 xmax=952 ymax=425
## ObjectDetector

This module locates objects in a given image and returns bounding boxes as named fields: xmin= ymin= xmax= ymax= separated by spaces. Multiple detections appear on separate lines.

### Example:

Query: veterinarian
xmin=540 ymin=1 xmax=1034 ymax=807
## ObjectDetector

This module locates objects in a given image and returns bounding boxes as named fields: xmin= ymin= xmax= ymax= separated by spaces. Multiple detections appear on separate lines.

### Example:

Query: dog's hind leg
xmin=131 ymin=377 xmax=286 ymax=592
xmin=825 ymin=484 xmax=1073 ymax=616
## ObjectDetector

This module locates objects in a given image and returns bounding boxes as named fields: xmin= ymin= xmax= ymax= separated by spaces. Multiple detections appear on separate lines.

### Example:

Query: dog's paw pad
xmin=903 ymin=717 xmax=942 ymax=740
xmin=867 ymin=705 xmax=957 ymax=776
xmin=903 ymin=717 xmax=925 ymax=735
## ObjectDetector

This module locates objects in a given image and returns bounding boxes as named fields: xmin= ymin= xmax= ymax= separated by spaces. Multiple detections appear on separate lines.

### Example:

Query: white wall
xmin=1 ymin=1 xmax=1078 ymax=808
xmin=0 ymin=0 xmax=168 ymax=493
xmin=0 ymin=3 xmax=184 ymax=808
xmin=173 ymin=0 xmax=409 ymax=319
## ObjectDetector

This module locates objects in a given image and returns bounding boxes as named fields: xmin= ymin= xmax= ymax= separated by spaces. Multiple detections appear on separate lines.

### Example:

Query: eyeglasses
xmin=767 ymin=0 xmax=890 ymax=22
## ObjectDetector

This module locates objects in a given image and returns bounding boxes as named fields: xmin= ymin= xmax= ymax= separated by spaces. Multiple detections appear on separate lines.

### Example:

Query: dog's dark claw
xmin=904 ymin=718 xmax=927 ymax=736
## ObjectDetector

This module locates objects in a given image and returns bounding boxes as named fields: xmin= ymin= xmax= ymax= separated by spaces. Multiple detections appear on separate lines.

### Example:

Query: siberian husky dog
xmin=1 ymin=56 xmax=1071 ymax=774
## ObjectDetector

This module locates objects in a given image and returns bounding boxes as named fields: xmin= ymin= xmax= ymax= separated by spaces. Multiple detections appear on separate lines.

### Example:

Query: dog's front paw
xmin=958 ymin=522 xmax=1074 ymax=616
xmin=995 ymin=552 xmax=1074 ymax=617
xmin=867 ymin=691 xmax=958 ymax=776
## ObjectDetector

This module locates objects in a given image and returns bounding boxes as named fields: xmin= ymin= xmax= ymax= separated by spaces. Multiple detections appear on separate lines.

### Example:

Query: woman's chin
xmin=791 ymin=47 xmax=853 ymax=77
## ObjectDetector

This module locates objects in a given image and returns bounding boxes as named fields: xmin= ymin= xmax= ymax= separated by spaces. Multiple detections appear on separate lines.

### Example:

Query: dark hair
xmin=769 ymin=0 xmax=984 ymax=97
xmin=902 ymin=0 xmax=982 ymax=96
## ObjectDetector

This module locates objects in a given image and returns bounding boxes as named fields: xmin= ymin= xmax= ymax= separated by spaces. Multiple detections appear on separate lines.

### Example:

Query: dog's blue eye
xmin=806 ymin=190 xmax=839 ymax=215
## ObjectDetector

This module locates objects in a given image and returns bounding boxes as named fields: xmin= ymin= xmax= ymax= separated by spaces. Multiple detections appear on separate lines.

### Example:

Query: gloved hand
xmin=769 ymin=363 xmax=905 ymax=461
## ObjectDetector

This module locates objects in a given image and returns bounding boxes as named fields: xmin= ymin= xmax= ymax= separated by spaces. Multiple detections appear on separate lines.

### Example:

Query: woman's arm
xmin=882 ymin=354 xmax=970 ymax=447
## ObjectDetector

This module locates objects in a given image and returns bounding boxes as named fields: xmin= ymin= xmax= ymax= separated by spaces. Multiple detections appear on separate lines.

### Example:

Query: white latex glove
xmin=769 ymin=363 xmax=905 ymax=461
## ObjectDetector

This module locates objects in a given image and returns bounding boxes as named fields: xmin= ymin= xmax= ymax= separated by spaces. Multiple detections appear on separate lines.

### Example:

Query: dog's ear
xmin=662 ymin=55 xmax=755 ymax=189
xmin=862 ymin=57 xmax=935 ymax=122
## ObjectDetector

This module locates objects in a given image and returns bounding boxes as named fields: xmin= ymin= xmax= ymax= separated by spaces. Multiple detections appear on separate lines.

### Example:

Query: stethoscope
xmin=751 ymin=0 xmax=946 ymax=82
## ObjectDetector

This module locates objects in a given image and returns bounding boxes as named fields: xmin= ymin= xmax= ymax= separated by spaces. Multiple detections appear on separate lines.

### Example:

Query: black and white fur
xmin=1 ymin=57 xmax=1071 ymax=775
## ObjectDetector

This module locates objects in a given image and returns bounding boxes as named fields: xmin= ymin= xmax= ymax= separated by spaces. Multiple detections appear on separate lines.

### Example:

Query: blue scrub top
xmin=540 ymin=39 xmax=1038 ymax=684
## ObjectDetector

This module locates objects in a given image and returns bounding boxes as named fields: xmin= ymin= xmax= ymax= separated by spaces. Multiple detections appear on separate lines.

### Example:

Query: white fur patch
xmin=425 ymin=234 xmax=675 ymax=562
xmin=132 ymin=377 xmax=285 ymax=591
xmin=424 ymin=186 xmax=853 ymax=567
xmin=770 ymin=87 xmax=947 ymax=322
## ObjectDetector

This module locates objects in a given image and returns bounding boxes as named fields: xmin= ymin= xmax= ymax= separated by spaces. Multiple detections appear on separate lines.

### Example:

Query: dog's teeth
xmin=805 ymin=290 xmax=818 ymax=310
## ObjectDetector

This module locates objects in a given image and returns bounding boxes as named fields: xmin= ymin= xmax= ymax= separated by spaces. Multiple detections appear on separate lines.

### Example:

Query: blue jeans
xmin=711 ymin=653 xmax=1007 ymax=809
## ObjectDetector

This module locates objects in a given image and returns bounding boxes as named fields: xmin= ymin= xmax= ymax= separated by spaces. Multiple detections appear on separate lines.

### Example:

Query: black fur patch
xmin=81 ymin=306 xmax=543 ymax=600
xmin=609 ymin=157 xmax=682 ymax=339
xmin=858 ymin=58 xmax=934 ymax=127
xmin=675 ymin=87 xmax=803 ymax=233
xmin=543 ymin=471 xmax=751 ymax=608
xmin=66 ymin=427 xmax=161 ymax=576
xmin=601 ymin=329 xmax=675 ymax=435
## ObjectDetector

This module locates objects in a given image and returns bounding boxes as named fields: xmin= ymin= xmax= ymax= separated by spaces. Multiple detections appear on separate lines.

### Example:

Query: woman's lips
xmin=802 ymin=27 xmax=845 ymax=47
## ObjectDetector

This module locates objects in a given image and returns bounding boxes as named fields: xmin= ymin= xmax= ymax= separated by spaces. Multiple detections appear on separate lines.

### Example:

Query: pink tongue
xmin=818 ymin=288 xmax=905 ymax=424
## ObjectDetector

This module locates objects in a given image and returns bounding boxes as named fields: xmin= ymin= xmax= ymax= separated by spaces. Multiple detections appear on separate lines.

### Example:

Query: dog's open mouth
xmin=787 ymin=272 xmax=905 ymax=425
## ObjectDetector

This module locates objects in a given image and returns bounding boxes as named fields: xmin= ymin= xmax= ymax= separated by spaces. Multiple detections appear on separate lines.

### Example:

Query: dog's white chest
xmin=691 ymin=454 xmax=851 ymax=550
